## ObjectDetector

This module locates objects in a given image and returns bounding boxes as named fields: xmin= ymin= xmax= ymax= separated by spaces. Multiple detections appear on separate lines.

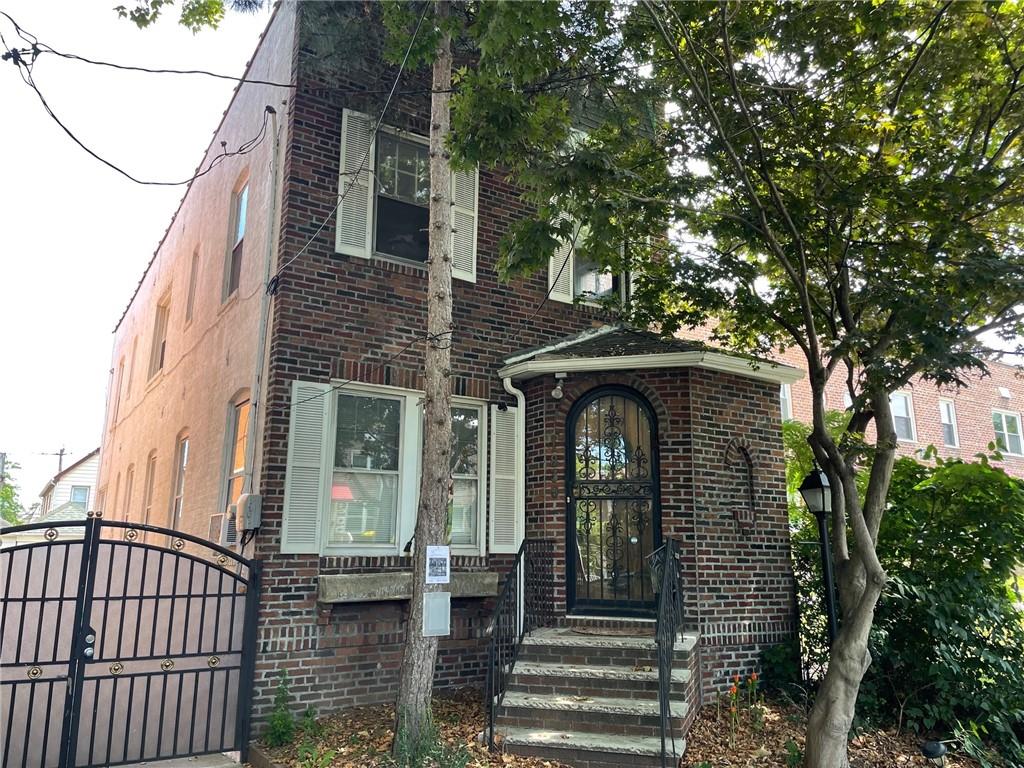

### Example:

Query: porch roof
xmin=499 ymin=325 xmax=803 ymax=385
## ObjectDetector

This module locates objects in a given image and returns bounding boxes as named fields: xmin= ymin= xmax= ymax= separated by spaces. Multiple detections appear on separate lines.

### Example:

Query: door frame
xmin=564 ymin=384 xmax=662 ymax=617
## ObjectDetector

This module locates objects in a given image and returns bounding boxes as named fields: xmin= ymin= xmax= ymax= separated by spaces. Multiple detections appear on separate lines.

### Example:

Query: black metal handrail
xmin=485 ymin=538 xmax=555 ymax=749
xmin=649 ymin=538 xmax=683 ymax=768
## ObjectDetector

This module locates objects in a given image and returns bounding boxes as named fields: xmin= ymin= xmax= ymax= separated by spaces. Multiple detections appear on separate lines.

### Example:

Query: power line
xmin=292 ymin=331 xmax=453 ymax=408
xmin=2 ymin=40 xmax=271 ymax=186
xmin=268 ymin=0 xmax=431 ymax=292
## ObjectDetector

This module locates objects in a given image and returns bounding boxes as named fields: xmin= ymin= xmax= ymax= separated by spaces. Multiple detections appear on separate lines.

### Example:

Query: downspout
xmin=241 ymin=105 xmax=281 ymax=507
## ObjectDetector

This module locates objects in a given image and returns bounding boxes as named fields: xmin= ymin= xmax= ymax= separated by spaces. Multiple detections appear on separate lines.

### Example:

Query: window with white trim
xmin=171 ymin=435 xmax=189 ymax=526
xmin=225 ymin=182 xmax=248 ymax=298
xmin=281 ymin=381 xmax=489 ymax=556
xmin=889 ymin=392 xmax=916 ymax=442
xmin=224 ymin=399 xmax=250 ymax=524
xmin=185 ymin=248 xmax=200 ymax=323
xmin=335 ymin=110 xmax=478 ymax=282
xmin=142 ymin=451 xmax=157 ymax=525
xmin=70 ymin=486 xmax=90 ymax=506
xmin=122 ymin=464 xmax=135 ymax=522
xmin=993 ymin=410 xmax=1023 ymax=455
xmin=148 ymin=294 xmax=170 ymax=380
xmin=329 ymin=391 xmax=403 ymax=547
xmin=548 ymin=219 xmax=625 ymax=304
xmin=779 ymin=383 xmax=793 ymax=421
xmin=375 ymin=133 xmax=430 ymax=263
xmin=938 ymin=400 xmax=958 ymax=447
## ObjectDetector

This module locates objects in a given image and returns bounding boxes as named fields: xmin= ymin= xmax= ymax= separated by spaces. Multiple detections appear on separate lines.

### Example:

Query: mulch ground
xmin=681 ymin=696 xmax=979 ymax=768
xmin=255 ymin=689 xmax=977 ymax=768
xmin=254 ymin=688 xmax=570 ymax=768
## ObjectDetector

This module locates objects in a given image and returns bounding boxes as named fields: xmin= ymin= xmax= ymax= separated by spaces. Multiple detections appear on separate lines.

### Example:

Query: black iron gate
xmin=0 ymin=513 xmax=260 ymax=768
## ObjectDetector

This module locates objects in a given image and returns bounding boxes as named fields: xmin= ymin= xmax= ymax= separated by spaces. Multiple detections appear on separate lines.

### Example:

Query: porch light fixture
xmin=799 ymin=464 xmax=839 ymax=645
xmin=551 ymin=372 xmax=567 ymax=400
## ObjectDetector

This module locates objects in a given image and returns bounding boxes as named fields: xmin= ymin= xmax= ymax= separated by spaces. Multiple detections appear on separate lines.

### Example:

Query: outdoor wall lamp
xmin=551 ymin=372 xmax=567 ymax=400
xmin=799 ymin=463 xmax=839 ymax=645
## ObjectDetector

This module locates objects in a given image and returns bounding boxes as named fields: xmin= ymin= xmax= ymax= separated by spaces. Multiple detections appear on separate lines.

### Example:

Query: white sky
xmin=0 ymin=0 xmax=271 ymax=507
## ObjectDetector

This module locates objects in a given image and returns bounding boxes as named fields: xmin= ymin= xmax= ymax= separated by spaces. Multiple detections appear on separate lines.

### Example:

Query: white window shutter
xmin=335 ymin=109 xmax=375 ymax=258
xmin=489 ymin=404 xmax=522 ymax=554
xmin=450 ymin=166 xmax=478 ymax=282
xmin=281 ymin=380 xmax=332 ymax=554
xmin=548 ymin=215 xmax=574 ymax=303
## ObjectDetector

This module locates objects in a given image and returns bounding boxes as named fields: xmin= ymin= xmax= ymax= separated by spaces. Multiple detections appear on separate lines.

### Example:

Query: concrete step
xmin=501 ymin=726 xmax=685 ymax=768
xmin=498 ymin=691 xmax=688 ymax=738
xmin=519 ymin=628 xmax=697 ymax=668
xmin=510 ymin=660 xmax=691 ymax=699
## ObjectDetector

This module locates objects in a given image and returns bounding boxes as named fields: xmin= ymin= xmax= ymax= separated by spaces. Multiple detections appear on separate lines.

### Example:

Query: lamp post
xmin=799 ymin=464 xmax=839 ymax=645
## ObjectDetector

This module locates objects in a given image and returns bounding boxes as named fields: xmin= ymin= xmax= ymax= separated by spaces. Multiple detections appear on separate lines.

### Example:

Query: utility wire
xmin=268 ymin=0 xmax=430 ymax=292
xmin=292 ymin=331 xmax=453 ymax=407
xmin=2 ymin=40 xmax=271 ymax=186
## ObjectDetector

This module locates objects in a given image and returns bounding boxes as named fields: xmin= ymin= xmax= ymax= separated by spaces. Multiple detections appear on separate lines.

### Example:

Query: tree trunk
xmin=803 ymin=575 xmax=881 ymax=768
xmin=394 ymin=1 xmax=453 ymax=752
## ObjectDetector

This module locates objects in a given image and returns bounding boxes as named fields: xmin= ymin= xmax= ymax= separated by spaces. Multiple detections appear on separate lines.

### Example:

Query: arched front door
xmin=566 ymin=386 xmax=661 ymax=616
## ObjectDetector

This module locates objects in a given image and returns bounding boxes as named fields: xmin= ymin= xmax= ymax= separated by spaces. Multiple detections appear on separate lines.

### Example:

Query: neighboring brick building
xmin=98 ymin=4 xmax=801 ymax=762
xmin=779 ymin=347 xmax=1024 ymax=474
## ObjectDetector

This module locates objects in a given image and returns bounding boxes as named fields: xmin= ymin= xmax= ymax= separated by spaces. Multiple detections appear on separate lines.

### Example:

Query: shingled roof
xmin=500 ymin=324 xmax=802 ymax=384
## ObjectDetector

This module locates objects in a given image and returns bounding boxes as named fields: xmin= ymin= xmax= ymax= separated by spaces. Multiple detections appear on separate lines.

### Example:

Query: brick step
xmin=510 ymin=661 xmax=691 ymax=699
xmin=519 ymin=628 xmax=697 ymax=668
xmin=501 ymin=726 xmax=685 ymax=768
xmin=498 ymin=691 xmax=688 ymax=738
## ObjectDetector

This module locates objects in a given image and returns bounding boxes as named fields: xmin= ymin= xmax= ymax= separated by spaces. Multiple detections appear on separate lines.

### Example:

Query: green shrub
xmin=391 ymin=713 xmax=469 ymax=768
xmin=263 ymin=672 xmax=296 ymax=748
xmin=759 ymin=641 xmax=802 ymax=692
xmin=297 ymin=742 xmax=336 ymax=768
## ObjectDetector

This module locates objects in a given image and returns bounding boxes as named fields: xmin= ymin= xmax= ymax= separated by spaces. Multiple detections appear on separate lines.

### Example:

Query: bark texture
xmin=394 ymin=1 xmax=453 ymax=751
xmin=803 ymin=387 xmax=893 ymax=767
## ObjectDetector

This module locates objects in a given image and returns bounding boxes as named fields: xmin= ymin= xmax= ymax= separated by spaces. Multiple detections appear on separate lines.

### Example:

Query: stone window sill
xmin=318 ymin=571 xmax=498 ymax=604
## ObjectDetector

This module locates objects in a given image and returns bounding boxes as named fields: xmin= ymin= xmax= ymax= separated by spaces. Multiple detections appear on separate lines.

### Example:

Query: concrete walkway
xmin=122 ymin=755 xmax=239 ymax=768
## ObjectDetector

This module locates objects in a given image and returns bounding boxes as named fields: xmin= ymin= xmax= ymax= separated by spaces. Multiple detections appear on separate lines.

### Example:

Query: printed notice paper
xmin=425 ymin=545 xmax=450 ymax=585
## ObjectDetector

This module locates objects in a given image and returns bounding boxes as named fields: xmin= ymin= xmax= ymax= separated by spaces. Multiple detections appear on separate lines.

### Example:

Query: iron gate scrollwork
xmin=567 ymin=386 xmax=661 ymax=615
xmin=0 ymin=514 xmax=260 ymax=768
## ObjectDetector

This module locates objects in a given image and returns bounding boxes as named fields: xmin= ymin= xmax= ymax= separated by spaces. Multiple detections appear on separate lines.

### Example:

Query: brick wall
xmin=97 ymin=5 xmax=295 ymax=536
xmin=250 ymin=3 xmax=613 ymax=721
xmin=522 ymin=368 xmax=795 ymax=697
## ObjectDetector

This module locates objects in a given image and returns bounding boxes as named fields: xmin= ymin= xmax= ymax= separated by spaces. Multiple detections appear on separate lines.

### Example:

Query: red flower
xmin=729 ymin=685 xmax=738 ymax=696
xmin=750 ymin=672 xmax=759 ymax=682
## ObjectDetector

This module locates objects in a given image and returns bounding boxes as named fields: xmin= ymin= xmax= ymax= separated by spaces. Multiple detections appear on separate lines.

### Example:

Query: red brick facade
xmin=97 ymin=3 xmax=799 ymax=726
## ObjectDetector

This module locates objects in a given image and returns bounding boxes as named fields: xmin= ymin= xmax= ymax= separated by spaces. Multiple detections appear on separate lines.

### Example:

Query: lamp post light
xmin=799 ymin=464 xmax=839 ymax=645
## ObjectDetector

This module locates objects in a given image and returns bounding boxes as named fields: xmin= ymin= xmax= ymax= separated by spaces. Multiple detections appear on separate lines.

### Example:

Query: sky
xmin=0 ymin=0 xmax=271 ymax=508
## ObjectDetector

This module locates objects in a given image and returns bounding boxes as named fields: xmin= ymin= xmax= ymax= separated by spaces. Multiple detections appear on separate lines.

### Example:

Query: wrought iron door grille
xmin=567 ymin=388 xmax=661 ymax=615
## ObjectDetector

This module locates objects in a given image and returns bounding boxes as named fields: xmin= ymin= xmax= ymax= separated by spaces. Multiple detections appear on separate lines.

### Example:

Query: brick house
xmin=97 ymin=4 xmax=802 ymax=763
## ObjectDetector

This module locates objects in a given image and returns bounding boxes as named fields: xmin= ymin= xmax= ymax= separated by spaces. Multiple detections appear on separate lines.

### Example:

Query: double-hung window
xmin=375 ymin=133 xmax=430 ymax=263
xmin=993 ymin=410 xmax=1023 ymax=455
xmin=889 ymin=392 xmax=916 ymax=442
xmin=282 ymin=381 xmax=492 ymax=556
xmin=334 ymin=110 xmax=478 ymax=281
xmin=449 ymin=406 xmax=481 ymax=547
xmin=328 ymin=392 xmax=403 ymax=548
xmin=148 ymin=294 xmax=170 ymax=380
xmin=779 ymin=384 xmax=793 ymax=421
xmin=224 ymin=399 xmax=250 ymax=521
xmin=171 ymin=435 xmax=189 ymax=526
xmin=939 ymin=400 xmax=958 ymax=447
xmin=70 ymin=485 xmax=90 ymax=506
xmin=547 ymin=219 xmax=625 ymax=304
xmin=226 ymin=184 xmax=248 ymax=298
